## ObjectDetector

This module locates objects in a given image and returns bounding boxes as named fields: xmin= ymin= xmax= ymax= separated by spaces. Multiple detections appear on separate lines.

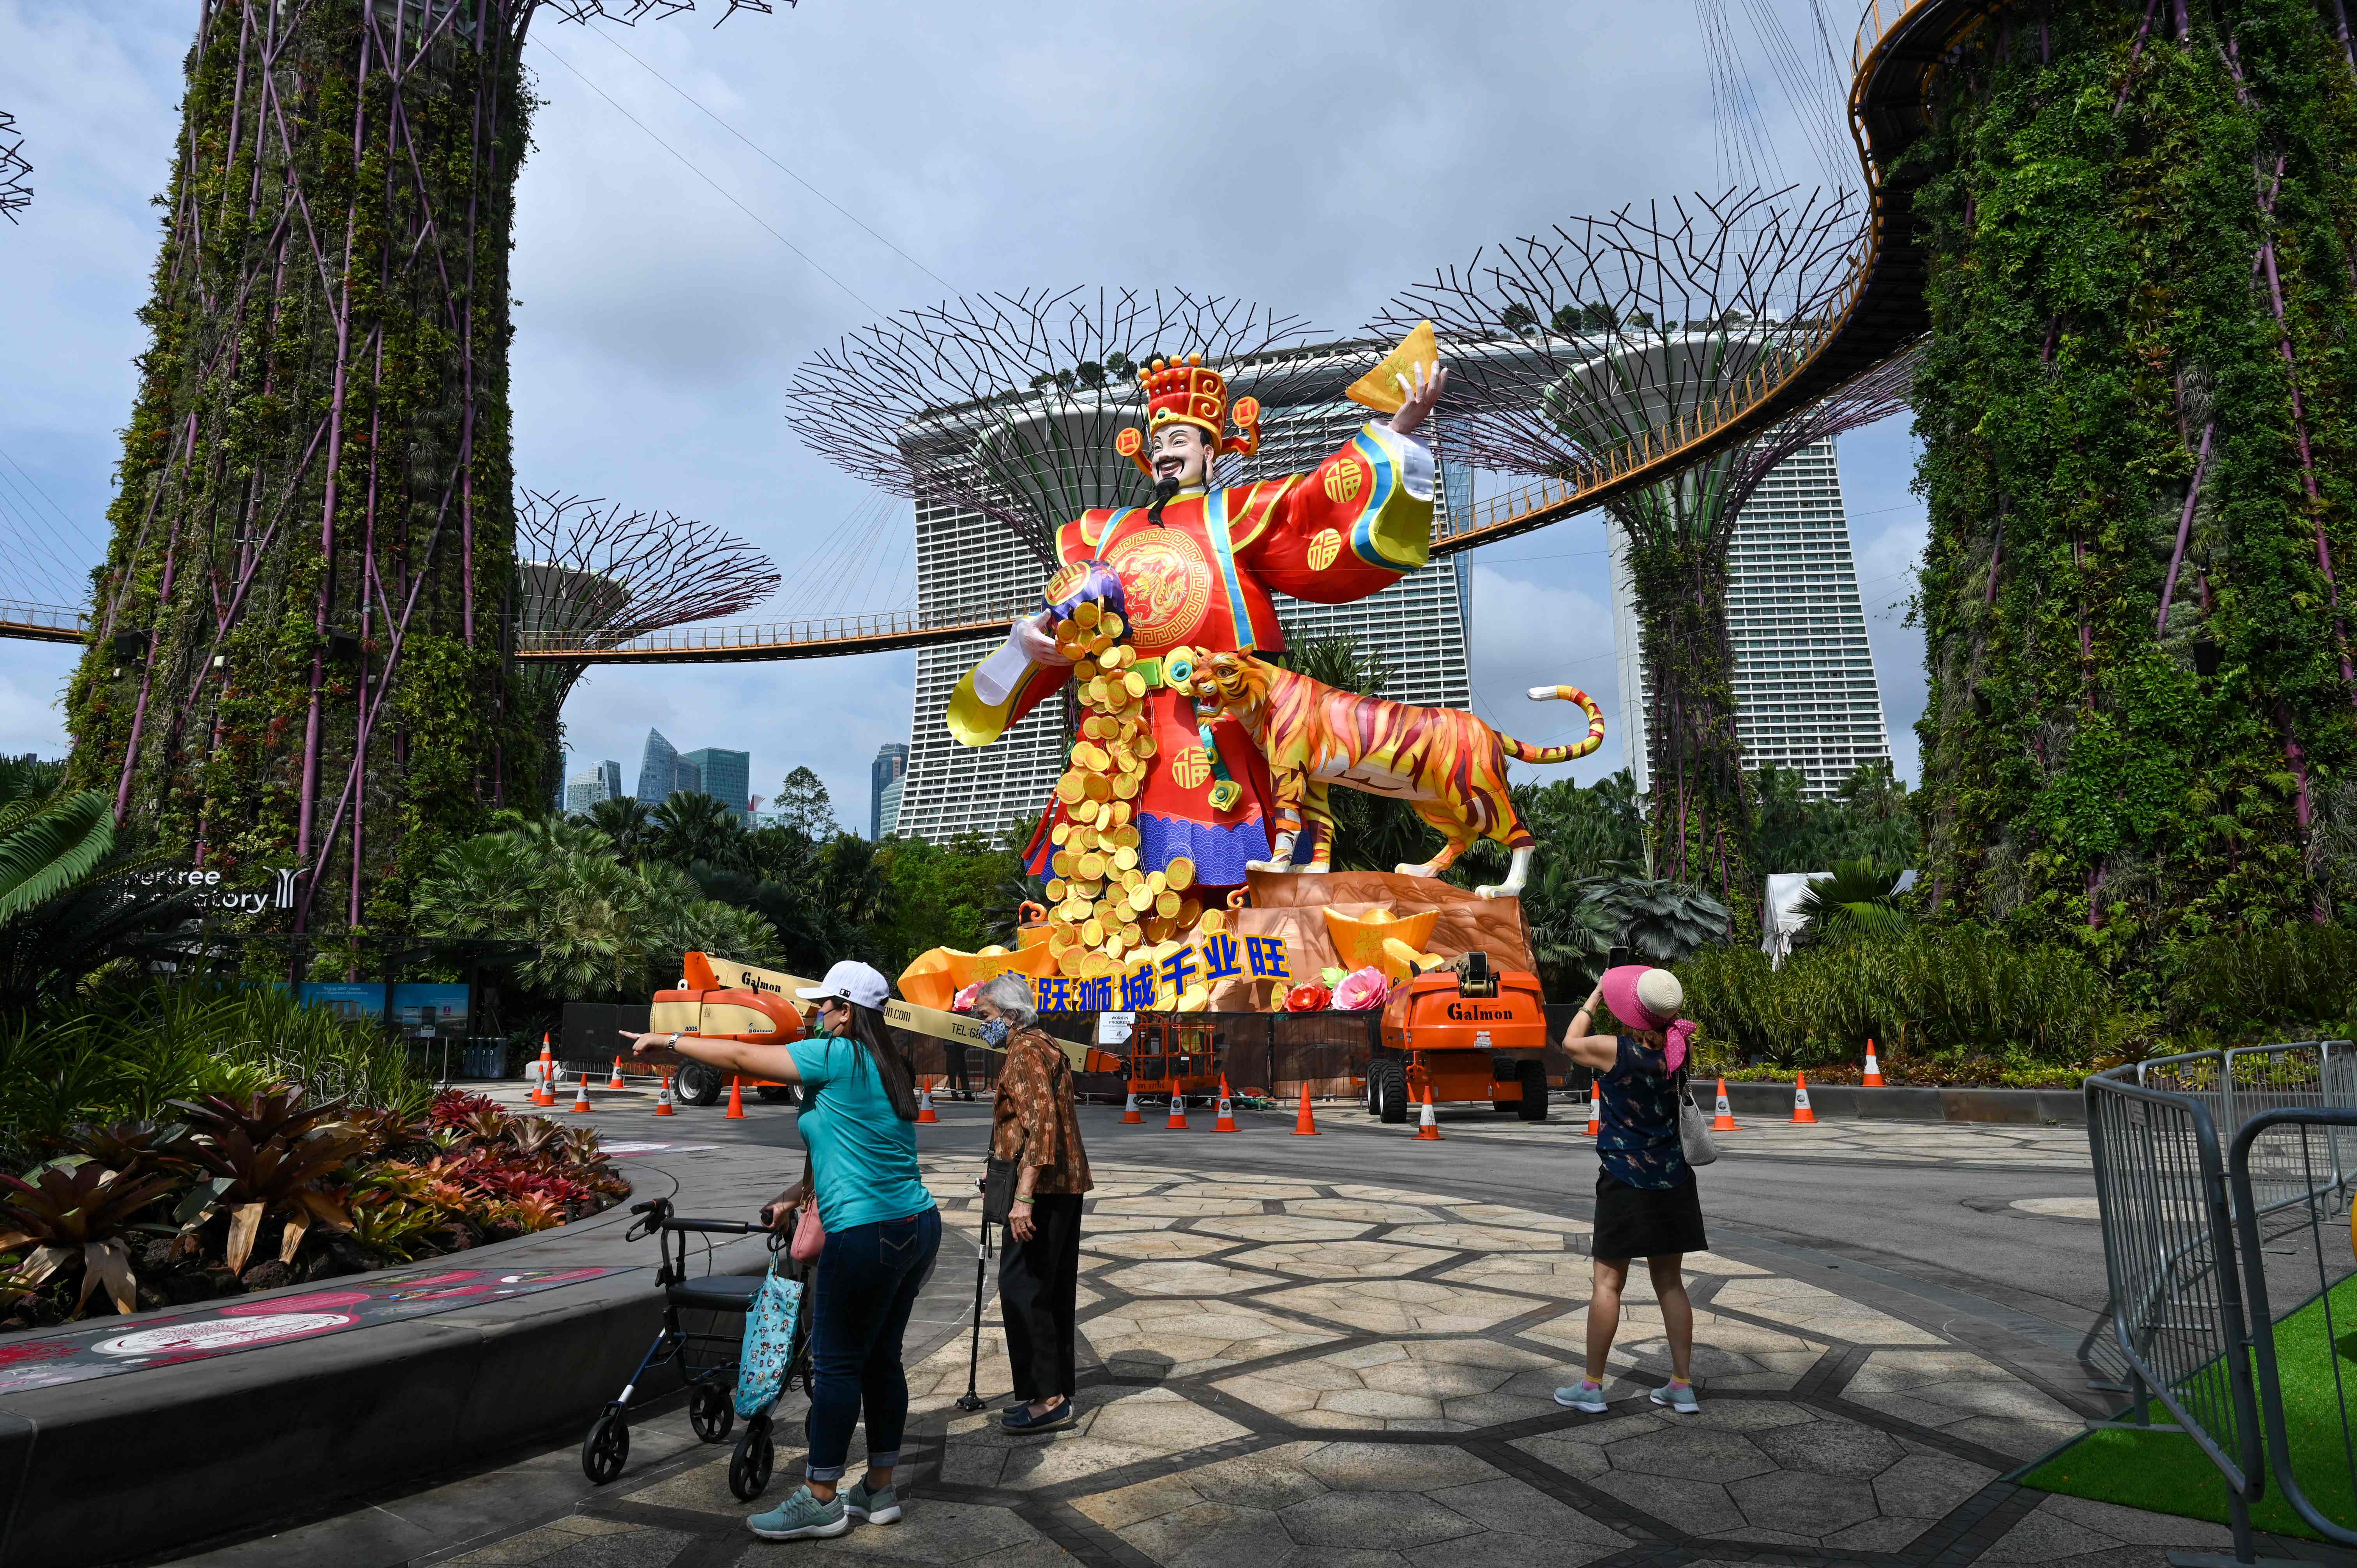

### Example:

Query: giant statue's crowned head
xmin=1112 ymin=355 xmax=1263 ymax=501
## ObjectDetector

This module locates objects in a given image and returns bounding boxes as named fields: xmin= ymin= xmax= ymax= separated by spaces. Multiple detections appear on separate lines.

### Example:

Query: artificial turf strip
xmin=2021 ymin=1275 xmax=2357 ymax=1543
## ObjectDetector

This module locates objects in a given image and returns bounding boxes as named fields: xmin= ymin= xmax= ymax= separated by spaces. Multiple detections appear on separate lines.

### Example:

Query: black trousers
xmin=997 ymin=1193 xmax=1083 ymax=1401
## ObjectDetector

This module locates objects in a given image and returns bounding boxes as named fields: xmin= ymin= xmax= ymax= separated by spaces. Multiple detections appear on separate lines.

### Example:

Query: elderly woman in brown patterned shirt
xmin=972 ymin=971 xmax=1094 ymax=1433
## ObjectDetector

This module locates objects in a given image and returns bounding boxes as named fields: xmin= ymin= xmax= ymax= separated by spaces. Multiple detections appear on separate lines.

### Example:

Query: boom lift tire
xmin=1516 ymin=1059 xmax=1549 ymax=1121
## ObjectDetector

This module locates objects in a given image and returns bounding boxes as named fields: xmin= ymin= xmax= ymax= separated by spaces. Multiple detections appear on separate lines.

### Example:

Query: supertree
xmin=512 ymin=489 xmax=780 ymax=787
xmin=1896 ymin=2 xmax=2357 ymax=963
xmin=783 ymin=287 xmax=1345 ymax=567
xmin=0 ymin=112 xmax=30 ymax=224
xmin=1380 ymin=187 xmax=1910 ymax=917
xmin=61 ymin=0 xmax=783 ymax=968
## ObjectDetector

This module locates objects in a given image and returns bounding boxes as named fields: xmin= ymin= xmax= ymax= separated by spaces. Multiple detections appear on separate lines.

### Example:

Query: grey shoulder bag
xmin=1675 ymin=1070 xmax=1719 ymax=1167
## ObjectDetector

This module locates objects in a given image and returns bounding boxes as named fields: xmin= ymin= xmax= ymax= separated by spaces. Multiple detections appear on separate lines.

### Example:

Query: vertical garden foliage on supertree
xmin=1909 ymin=0 xmax=2357 ymax=983
xmin=64 ymin=0 xmax=549 ymax=971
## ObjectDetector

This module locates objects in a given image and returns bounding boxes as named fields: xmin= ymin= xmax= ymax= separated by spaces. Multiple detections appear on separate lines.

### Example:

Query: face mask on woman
xmin=977 ymin=1016 xmax=1011 ymax=1048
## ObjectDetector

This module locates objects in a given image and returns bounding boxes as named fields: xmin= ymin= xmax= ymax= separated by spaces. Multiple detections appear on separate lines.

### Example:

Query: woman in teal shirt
xmin=628 ymin=960 xmax=940 ymax=1543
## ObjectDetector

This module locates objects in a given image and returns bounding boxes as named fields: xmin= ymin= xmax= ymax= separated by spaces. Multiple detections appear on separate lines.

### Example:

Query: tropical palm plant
xmin=650 ymin=791 xmax=750 ymax=872
xmin=1578 ymin=876 xmax=1733 ymax=964
xmin=585 ymin=796 xmax=657 ymax=859
xmin=1792 ymin=859 xmax=1910 ymax=942
xmin=411 ymin=832 xmax=545 ymax=941
xmin=0 ymin=759 xmax=115 ymax=921
xmin=0 ymin=756 xmax=199 ymax=1012
xmin=820 ymin=833 xmax=892 ymax=932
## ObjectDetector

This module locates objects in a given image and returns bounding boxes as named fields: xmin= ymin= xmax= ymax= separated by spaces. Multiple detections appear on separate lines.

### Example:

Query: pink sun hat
xmin=1599 ymin=964 xmax=1698 ymax=1070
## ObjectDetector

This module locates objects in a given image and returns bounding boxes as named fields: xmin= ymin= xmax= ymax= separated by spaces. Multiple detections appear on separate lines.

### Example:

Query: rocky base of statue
xmin=1201 ymin=870 xmax=1535 ymax=1012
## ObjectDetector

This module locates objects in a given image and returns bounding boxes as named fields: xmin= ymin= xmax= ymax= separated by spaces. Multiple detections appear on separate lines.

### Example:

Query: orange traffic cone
xmin=1791 ymin=1073 xmax=1817 ymax=1125
xmin=1165 ymin=1093 xmax=1189 ymax=1130
xmin=1862 ymin=1038 xmax=1885 ymax=1087
xmin=571 ymin=1073 xmax=592 ymax=1114
xmin=1122 ymin=1090 xmax=1144 ymax=1124
xmin=1586 ymin=1081 xmax=1602 ymax=1136
xmin=654 ymin=1071 xmax=675 ymax=1117
xmin=1291 ymin=1082 xmax=1320 ymax=1136
xmin=1710 ymin=1077 xmax=1740 ymax=1132
xmin=1414 ymin=1085 xmax=1442 ymax=1141
xmin=533 ymin=1036 xmax=556 ymax=1105
xmin=915 ymin=1079 xmax=939 ymax=1124
xmin=608 ymin=1055 xmax=627 ymax=1090
xmin=1214 ymin=1076 xmax=1237 ymax=1133
xmin=726 ymin=1075 xmax=746 ymax=1118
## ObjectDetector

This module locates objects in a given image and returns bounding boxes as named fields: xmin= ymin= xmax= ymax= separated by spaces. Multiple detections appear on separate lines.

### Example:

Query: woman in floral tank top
xmin=1554 ymin=965 xmax=1706 ymax=1417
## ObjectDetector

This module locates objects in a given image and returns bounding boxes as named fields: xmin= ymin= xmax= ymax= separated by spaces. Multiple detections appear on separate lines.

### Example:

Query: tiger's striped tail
xmin=1499 ymin=685 xmax=1607 ymax=764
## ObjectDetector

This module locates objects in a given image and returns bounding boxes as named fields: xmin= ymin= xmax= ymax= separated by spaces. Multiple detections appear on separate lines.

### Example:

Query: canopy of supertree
xmin=784 ymin=287 xmax=1370 ymax=567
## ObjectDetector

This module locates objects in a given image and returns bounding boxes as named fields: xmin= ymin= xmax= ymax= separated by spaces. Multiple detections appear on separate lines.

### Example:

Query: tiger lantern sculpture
xmin=1172 ymin=648 xmax=1606 ymax=899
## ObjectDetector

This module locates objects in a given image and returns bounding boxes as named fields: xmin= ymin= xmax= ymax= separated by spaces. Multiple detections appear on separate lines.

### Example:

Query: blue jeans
xmin=803 ymin=1205 xmax=941 ymax=1481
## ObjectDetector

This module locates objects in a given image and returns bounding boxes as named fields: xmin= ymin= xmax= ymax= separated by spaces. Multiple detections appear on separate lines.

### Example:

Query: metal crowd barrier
xmin=2227 ymin=1107 xmax=2357 ymax=1551
xmin=2083 ymin=1041 xmax=2357 ymax=1564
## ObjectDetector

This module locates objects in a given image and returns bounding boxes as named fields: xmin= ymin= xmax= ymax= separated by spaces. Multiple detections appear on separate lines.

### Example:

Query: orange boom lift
xmin=644 ymin=952 xmax=806 ymax=1100
xmin=1122 ymin=1016 xmax=1224 ymax=1111
xmin=1366 ymin=952 xmax=1551 ymax=1125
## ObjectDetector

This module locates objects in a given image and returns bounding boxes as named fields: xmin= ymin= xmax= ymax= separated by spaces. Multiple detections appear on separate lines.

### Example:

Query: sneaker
xmin=1000 ymin=1399 xmax=1078 ymax=1433
xmin=1553 ymin=1382 xmax=1608 ymax=1413
xmin=843 ymin=1477 xmax=900 ymax=1525
xmin=1650 ymin=1381 xmax=1701 ymax=1414
xmin=747 ymin=1485 xmax=850 ymax=1540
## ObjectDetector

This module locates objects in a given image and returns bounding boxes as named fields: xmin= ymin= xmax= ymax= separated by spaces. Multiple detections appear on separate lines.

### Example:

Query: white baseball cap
xmin=1635 ymin=968 xmax=1684 ymax=1020
xmin=798 ymin=959 xmax=891 ymax=1012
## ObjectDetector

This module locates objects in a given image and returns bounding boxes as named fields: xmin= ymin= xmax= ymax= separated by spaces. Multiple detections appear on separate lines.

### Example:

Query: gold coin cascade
xmin=1041 ymin=602 xmax=1204 ymax=994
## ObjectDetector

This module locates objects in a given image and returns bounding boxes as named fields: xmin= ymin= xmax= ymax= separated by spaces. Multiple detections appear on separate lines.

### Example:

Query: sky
xmin=0 ymin=0 xmax=1927 ymax=832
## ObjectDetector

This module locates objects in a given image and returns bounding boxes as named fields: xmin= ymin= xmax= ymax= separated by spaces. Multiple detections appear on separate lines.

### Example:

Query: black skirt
xmin=1592 ymin=1171 xmax=1707 ymax=1261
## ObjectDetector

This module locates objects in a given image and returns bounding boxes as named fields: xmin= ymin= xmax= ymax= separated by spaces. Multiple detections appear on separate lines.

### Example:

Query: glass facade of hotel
xmin=1609 ymin=438 xmax=1891 ymax=800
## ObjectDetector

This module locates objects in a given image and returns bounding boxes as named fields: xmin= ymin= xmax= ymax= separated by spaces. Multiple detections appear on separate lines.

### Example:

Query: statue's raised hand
xmin=1387 ymin=359 xmax=1448 ymax=438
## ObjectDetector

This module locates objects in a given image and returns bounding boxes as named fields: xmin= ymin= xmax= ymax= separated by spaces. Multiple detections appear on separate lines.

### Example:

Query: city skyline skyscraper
xmin=1609 ymin=438 xmax=1892 ymax=800
xmin=871 ymin=743 xmax=910 ymax=840
xmin=684 ymin=747 xmax=751 ymax=816
xmin=564 ymin=760 xmax=623 ymax=815
xmin=635 ymin=728 xmax=681 ymax=804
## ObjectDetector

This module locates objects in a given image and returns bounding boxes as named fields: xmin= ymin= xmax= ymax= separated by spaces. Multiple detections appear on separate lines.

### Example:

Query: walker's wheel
xmin=581 ymin=1410 xmax=629 ymax=1485
xmin=729 ymin=1415 xmax=775 ymax=1501
xmin=690 ymin=1383 xmax=735 ymax=1443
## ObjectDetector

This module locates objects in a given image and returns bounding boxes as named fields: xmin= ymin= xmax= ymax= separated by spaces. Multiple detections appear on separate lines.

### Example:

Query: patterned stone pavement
xmin=1424 ymin=1114 xmax=2094 ymax=1172
xmin=450 ymin=1156 xmax=2274 ymax=1568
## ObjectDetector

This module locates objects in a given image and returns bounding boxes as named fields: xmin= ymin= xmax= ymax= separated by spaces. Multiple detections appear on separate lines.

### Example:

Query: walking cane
xmin=954 ymin=1215 xmax=992 ymax=1413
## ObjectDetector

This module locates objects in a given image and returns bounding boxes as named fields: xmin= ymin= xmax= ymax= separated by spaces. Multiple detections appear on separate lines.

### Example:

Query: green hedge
xmin=1676 ymin=929 xmax=2114 ymax=1066
xmin=1677 ymin=923 xmax=2355 ymax=1070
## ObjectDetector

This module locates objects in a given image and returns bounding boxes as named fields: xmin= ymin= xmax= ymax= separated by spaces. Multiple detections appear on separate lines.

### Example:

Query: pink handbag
xmin=791 ymin=1151 xmax=824 ymax=1264
xmin=791 ymin=1200 xmax=825 ymax=1264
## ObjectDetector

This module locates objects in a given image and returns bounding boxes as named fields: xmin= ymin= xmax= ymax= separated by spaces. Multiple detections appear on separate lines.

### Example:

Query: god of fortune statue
xmin=949 ymin=345 xmax=1449 ymax=906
